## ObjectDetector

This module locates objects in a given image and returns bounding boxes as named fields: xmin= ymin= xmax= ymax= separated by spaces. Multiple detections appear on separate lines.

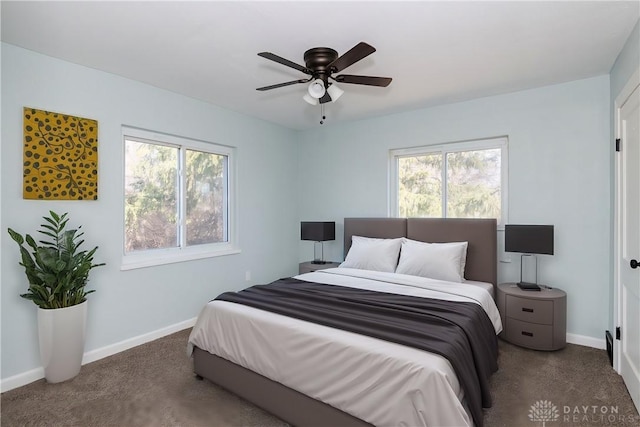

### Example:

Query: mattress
xmin=188 ymin=268 xmax=501 ymax=427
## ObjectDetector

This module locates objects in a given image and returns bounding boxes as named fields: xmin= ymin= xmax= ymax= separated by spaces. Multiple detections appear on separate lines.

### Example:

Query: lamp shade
xmin=308 ymin=79 xmax=326 ymax=99
xmin=303 ymin=93 xmax=319 ymax=105
xmin=327 ymin=83 xmax=344 ymax=102
xmin=301 ymin=221 xmax=335 ymax=242
xmin=505 ymin=225 xmax=554 ymax=255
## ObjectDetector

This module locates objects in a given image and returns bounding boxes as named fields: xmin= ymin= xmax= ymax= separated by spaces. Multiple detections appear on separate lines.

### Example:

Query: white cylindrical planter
xmin=37 ymin=300 xmax=87 ymax=383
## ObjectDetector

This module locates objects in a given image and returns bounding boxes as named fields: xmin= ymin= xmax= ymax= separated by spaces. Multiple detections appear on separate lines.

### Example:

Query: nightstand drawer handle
xmin=522 ymin=307 xmax=534 ymax=313
xmin=521 ymin=331 xmax=534 ymax=337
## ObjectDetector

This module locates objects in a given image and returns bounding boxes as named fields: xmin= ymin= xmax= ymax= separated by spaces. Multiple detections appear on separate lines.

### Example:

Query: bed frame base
xmin=193 ymin=347 xmax=373 ymax=427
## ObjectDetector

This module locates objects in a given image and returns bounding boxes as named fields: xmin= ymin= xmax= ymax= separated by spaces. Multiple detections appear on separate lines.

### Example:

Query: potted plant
xmin=7 ymin=210 xmax=104 ymax=383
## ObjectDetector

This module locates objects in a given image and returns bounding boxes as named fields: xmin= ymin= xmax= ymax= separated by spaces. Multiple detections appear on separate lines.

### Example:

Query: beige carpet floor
xmin=1 ymin=328 xmax=638 ymax=427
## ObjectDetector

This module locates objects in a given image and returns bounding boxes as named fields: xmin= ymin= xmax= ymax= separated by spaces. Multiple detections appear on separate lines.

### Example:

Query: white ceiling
xmin=2 ymin=1 xmax=639 ymax=131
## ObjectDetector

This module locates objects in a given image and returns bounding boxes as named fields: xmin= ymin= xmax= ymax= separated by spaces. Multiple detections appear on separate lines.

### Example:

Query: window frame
xmin=121 ymin=126 xmax=238 ymax=270
xmin=389 ymin=136 xmax=509 ymax=228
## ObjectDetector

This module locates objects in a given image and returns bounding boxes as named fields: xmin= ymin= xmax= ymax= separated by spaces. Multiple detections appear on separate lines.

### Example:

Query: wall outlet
xmin=245 ymin=271 xmax=251 ymax=281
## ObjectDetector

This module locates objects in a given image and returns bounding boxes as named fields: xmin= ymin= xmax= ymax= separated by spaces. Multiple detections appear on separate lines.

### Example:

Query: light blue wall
xmin=611 ymin=19 xmax=640 ymax=100
xmin=298 ymin=76 xmax=611 ymax=341
xmin=609 ymin=19 xmax=640 ymax=332
xmin=1 ymin=43 xmax=300 ymax=380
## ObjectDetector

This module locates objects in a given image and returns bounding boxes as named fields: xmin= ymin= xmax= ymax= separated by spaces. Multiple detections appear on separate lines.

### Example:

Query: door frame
xmin=613 ymin=66 xmax=640 ymax=372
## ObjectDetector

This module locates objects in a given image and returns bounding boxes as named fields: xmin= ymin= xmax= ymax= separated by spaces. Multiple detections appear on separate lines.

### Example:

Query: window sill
xmin=121 ymin=246 xmax=241 ymax=271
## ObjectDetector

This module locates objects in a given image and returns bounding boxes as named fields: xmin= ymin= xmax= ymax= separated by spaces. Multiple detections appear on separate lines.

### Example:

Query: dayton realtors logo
xmin=563 ymin=404 xmax=638 ymax=424
xmin=529 ymin=400 xmax=639 ymax=425
xmin=529 ymin=400 xmax=560 ymax=426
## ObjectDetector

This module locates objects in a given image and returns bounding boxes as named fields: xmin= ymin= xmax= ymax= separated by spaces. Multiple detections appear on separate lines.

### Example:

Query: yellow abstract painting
xmin=23 ymin=107 xmax=98 ymax=200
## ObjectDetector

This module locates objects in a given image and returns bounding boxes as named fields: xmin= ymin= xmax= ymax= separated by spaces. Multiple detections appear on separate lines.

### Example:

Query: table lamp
xmin=505 ymin=224 xmax=554 ymax=290
xmin=301 ymin=221 xmax=335 ymax=264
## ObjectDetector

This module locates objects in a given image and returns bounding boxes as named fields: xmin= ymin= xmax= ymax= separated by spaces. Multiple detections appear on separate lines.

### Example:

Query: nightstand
xmin=299 ymin=261 xmax=341 ymax=274
xmin=496 ymin=283 xmax=567 ymax=351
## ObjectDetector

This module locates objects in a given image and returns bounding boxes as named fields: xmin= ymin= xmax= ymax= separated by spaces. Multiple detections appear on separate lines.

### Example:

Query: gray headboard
xmin=344 ymin=217 xmax=497 ymax=287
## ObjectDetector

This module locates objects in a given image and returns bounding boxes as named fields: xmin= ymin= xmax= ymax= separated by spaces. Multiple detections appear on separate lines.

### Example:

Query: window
xmin=390 ymin=137 xmax=508 ymax=226
xmin=122 ymin=127 xmax=237 ymax=269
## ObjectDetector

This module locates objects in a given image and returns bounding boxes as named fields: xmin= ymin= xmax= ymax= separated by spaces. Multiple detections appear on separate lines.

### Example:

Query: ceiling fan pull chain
xmin=320 ymin=104 xmax=326 ymax=125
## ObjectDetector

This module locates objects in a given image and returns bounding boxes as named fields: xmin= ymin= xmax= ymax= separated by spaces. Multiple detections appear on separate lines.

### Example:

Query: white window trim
xmin=388 ymin=136 xmax=509 ymax=228
xmin=121 ymin=126 xmax=239 ymax=271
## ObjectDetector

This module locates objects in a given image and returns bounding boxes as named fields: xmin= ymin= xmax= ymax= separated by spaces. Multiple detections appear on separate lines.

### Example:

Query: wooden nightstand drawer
xmin=505 ymin=318 xmax=553 ymax=350
xmin=506 ymin=295 xmax=553 ymax=325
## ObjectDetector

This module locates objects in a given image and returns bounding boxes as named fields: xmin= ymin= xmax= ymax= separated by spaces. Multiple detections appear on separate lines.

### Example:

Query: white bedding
xmin=188 ymin=268 xmax=502 ymax=427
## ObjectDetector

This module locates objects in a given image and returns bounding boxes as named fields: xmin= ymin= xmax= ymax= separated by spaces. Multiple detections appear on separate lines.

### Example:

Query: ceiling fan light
xmin=327 ymin=83 xmax=344 ymax=102
xmin=303 ymin=93 xmax=319 ymax=105
xmin=308 ymin=79 xmax=326 ymax=99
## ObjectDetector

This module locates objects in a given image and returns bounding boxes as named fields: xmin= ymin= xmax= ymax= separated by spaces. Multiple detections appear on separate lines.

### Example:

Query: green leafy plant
xmin=7 ymin=211 xmax=105 ymax=309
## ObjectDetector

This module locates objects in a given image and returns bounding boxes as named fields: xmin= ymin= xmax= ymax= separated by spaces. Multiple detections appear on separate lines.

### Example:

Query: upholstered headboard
xmin=344 ymin=217 xmax=497 ymax=287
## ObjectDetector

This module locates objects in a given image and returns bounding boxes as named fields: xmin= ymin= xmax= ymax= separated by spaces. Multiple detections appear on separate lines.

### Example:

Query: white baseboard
xmin=0 ymin=317 xmax=197 ymax=393
xmin=566 ymin=333 xmax=606 ymax=350
xmin=81 ymin=317 xmax=197 ymax=364
xmin=0 ymin=367 xmax=45 ymax=394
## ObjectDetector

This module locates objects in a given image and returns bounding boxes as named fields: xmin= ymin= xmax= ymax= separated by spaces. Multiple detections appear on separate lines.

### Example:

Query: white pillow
xmin=395 ymin=239 xmax=468 ymax=282
xmin=406 ymin=238 xmax=468 ymax=278
xmin=339 ymin=236 xmax=403 ymax=273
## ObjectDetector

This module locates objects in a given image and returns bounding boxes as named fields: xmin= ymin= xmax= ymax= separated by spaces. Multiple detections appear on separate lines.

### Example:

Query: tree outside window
xmin=392 ymin=137 xmax=507 ymax=225
xmin=124 ymin=131 xmax=231 ymax=256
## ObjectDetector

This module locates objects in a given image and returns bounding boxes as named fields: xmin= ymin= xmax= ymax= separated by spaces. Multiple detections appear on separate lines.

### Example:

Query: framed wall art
xmin=23 ymin=107 xmax=98 ymax=200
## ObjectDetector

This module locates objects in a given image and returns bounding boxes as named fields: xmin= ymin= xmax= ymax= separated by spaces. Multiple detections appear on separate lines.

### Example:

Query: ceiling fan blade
xmin=328 ymin=42 xmax=376 ymax=73
xmin=256 ymin=79 xmax=309 ymax=91
xmin=334 ymin=74 xmax=392 ymax=87
xmin=258 ymin=52 xmax=311 ymax=75
xmin=319 ymin=92 xmax=332 ymax=104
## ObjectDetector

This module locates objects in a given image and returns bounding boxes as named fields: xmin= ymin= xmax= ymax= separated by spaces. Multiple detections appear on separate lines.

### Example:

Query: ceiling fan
xmin=256 ymin=42 xmax=392 ymax=106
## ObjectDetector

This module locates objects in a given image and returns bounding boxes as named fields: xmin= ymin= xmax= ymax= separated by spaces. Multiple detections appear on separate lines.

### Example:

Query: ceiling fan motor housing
xmin=304 ymin=47 xmax=338 ymax=85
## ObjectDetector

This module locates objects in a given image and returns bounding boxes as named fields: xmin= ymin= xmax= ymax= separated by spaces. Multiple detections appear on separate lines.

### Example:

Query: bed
xmin=188 ymin=217 xmax=500 ymax=427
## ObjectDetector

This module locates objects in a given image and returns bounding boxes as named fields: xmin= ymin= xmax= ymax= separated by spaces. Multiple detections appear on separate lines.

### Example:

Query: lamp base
xmin=517 ymin=281 xmax=541 ymax=291
xmin=312 ymin=242 xmax=327 ymax=265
